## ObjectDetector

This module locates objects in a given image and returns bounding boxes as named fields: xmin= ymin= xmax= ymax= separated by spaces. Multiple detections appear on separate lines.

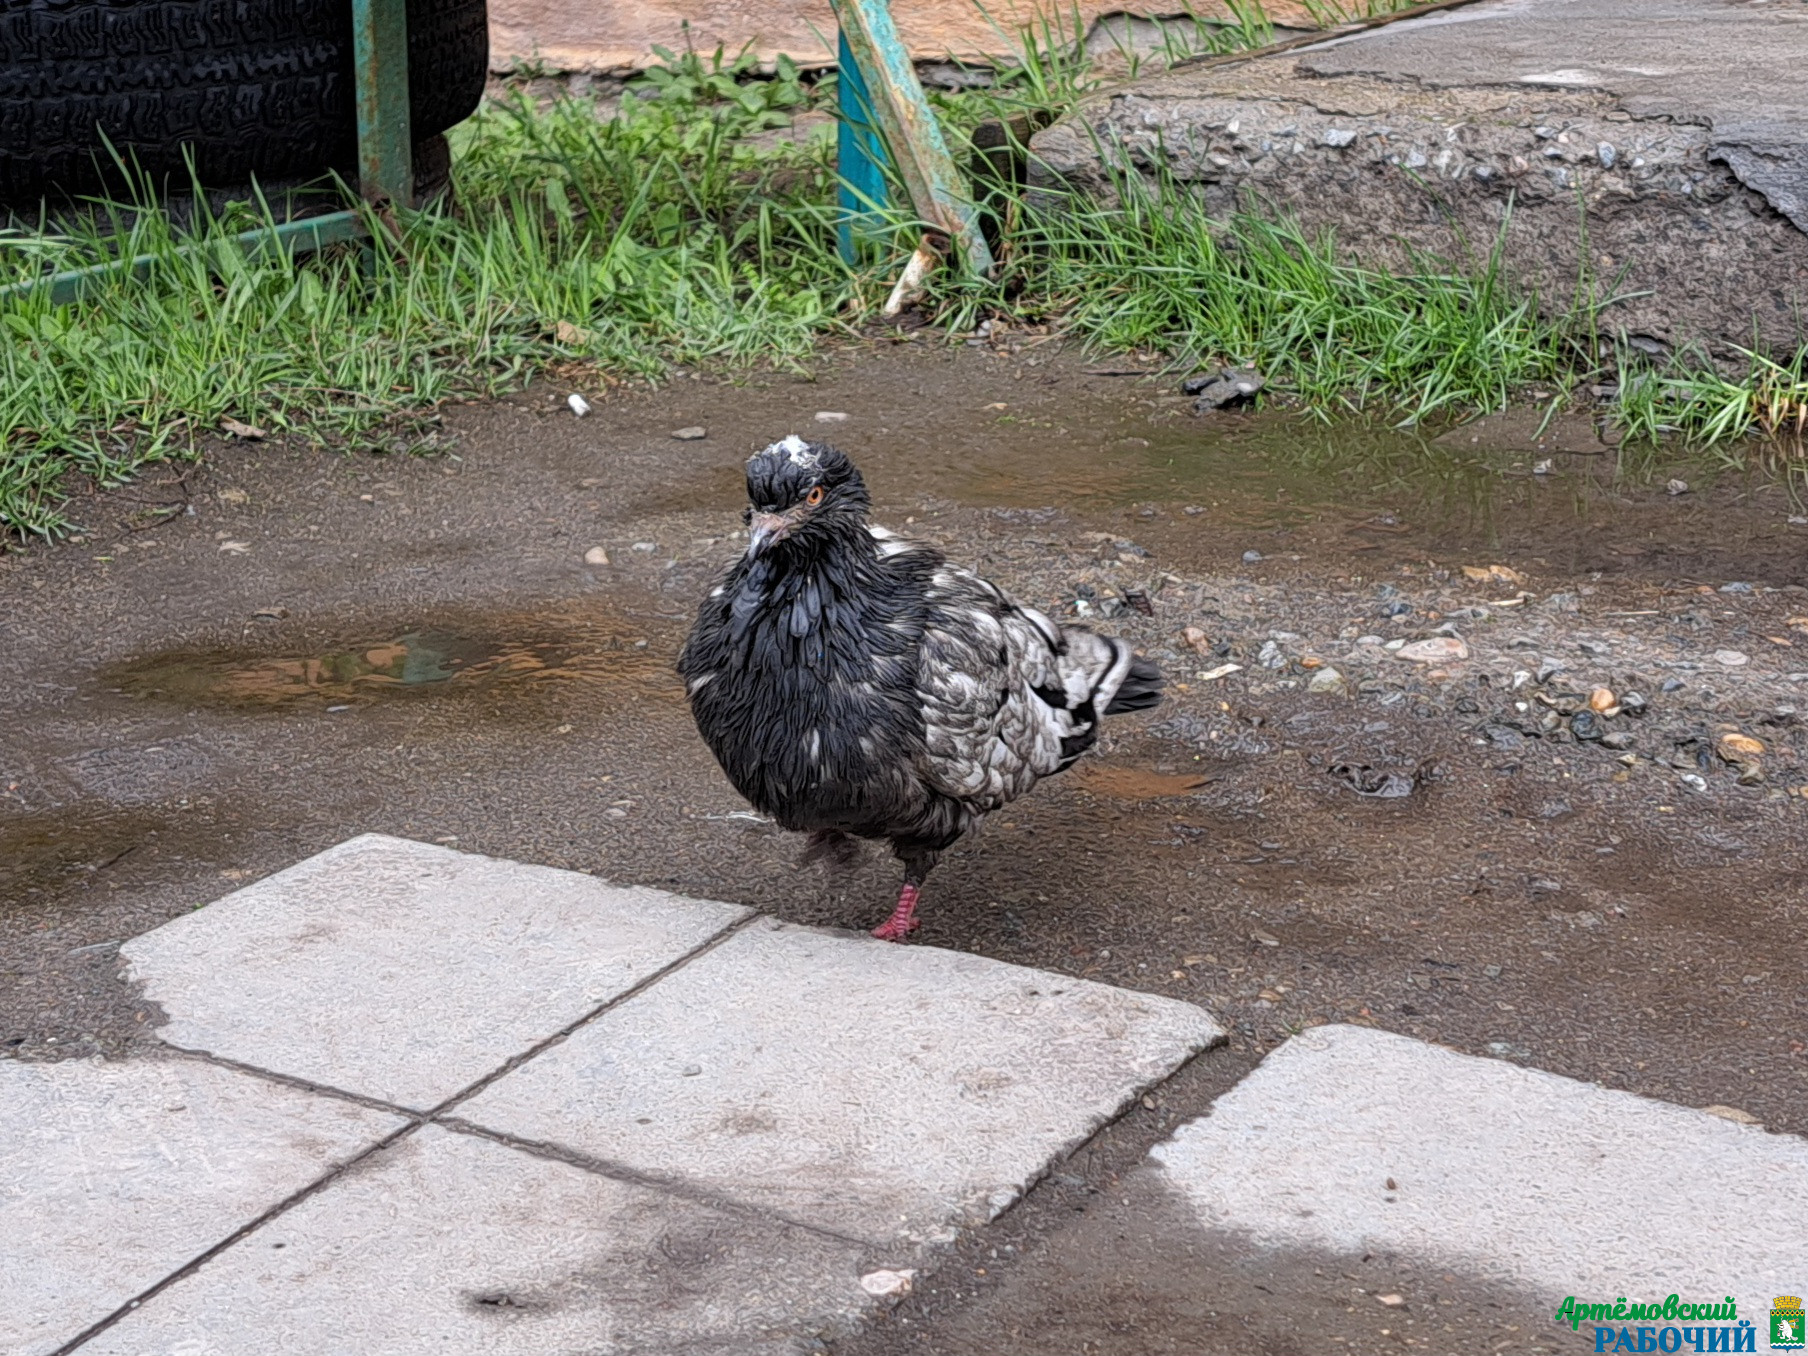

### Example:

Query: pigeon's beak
xmin=746 ymin=510 xmax=791 ymax=559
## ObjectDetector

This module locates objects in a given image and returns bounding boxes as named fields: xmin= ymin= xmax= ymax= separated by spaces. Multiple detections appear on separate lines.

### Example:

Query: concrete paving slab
xmin=1152 ymin=1024 xmax=1808 ymax=1300
xmin=457 ymin=916 xmax=1224 ymax=1246
xmin=82 ymin=1124 xmax=875 ymax=1356
xmin=121 ymin=834 xmax=749 ymax=1109
xmin=0 ymin=1056 xmax=401 ymax=1356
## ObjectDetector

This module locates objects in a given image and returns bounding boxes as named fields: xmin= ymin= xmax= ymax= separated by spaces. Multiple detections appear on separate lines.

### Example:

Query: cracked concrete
xmin=1031 ymin=0 xmax=1808 ymax=351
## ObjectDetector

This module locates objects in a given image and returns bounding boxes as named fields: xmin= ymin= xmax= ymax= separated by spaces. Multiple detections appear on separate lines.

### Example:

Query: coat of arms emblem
xmin=1775 ymin=1295 xmax=1806 ymax=1350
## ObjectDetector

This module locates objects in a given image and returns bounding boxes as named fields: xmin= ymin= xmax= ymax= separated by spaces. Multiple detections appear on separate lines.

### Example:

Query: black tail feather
xmin=1104 ymin=654 xmax=1163 ymax=715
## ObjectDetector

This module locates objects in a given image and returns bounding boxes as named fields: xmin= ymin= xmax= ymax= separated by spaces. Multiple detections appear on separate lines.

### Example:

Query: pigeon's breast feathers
xmin=677 ymin=437 xmax=937 ymax=830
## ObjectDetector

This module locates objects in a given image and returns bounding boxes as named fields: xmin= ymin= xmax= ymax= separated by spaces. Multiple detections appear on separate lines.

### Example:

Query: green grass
xmin=0 ymin=49 xmax=856 ymax=538
xmin=2 ymin=4 xmax=1804 ymax=539
xmin=958 ymin=175 xmax=1566 ymax=424
xmin=1614 ymin=345 xmax=1808 ymax=460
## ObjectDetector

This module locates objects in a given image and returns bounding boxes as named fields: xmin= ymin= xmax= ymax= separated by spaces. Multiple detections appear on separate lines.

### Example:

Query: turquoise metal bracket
xmin=832 ymin=0 xmax=993 ymax=277
xmin=836 ymin=26 xmax=889 ymax=263
xmin=4 ymin=0 xmax=412 ymax=305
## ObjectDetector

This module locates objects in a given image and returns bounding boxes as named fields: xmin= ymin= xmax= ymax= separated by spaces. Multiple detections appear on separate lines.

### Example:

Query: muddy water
xmin=853 ymin=403 xmax=1805 ymax=586
xmin=102 ymin=621 xmax=684 ymax=712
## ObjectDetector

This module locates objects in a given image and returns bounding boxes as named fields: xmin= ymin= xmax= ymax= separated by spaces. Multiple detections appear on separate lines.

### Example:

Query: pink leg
xmin=871 ymin=883 xmax=922 ymax=942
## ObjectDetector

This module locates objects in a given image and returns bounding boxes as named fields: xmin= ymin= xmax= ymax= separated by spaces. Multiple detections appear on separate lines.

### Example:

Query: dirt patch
xmin=1068 ymin=764 xmax=1216 ymax=800
xmin=1 ymin=807 xmax=176 ymax=907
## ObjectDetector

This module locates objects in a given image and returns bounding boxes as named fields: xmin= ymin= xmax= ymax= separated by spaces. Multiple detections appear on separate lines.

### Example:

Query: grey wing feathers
xmin=915 ymin=562 xmax=1137 ymax=812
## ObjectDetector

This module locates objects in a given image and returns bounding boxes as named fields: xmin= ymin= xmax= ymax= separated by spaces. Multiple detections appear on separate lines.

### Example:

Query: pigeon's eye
xmin=805 ymin=485 xmax=825 ymax=507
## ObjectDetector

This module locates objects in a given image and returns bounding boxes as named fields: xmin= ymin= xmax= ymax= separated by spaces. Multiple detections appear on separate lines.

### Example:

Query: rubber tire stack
xmin=0 ymin=0 xmax=489 ymax=213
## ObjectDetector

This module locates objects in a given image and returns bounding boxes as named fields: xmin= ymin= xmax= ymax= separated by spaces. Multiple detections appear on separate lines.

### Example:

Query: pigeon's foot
xmin=871 ymin=884 xmax=921 ymax=942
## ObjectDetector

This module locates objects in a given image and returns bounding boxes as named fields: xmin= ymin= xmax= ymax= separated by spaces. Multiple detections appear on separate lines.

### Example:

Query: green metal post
xmin=832 ymin=0 xmax=993 ymax=277
xmin=836 ymin=26 xmax=889 ymax=264
xmin=351 ymin=0 xmax=413 ymax=209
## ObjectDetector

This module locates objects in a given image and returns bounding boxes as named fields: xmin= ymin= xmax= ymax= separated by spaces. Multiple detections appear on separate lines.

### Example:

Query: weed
xmin=634 ymin=28 xmax=819 ymax=127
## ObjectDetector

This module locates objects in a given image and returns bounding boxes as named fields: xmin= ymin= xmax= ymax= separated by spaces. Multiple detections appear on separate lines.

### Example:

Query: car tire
xmin=0 ymin=0 xmax=489 ymax=211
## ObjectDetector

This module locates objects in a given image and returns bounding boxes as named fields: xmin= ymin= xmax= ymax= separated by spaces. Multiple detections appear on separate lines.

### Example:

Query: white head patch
xmin=755 ymin=433 xmax=817 ymax=470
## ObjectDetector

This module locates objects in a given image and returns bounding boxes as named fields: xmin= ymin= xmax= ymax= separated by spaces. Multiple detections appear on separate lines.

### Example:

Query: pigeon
xmin=678 ymin=436 xmax=1162 ymax=940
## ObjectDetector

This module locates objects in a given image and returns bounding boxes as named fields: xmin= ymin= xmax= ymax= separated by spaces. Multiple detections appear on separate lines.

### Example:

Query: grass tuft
xmin=965 ymin=172 xmax=1563 ymax=423
xmin=0 ymin=62 xmax=856 ymax=538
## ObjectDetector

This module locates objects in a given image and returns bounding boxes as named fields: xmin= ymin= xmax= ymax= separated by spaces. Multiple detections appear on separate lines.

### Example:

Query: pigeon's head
xmin=741 ymin=435 xmax=869 ymax=559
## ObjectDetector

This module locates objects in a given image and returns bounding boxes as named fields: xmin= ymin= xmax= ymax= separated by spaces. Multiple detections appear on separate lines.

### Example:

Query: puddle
xmin=107 ymin=626 xmax=681 ymax=710
xmin=858 ymin=407 xmax=1804 ymax=581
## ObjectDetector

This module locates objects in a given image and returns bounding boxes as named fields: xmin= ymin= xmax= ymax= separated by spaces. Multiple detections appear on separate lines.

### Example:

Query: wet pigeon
xmin=678 ymin=436 xmax=1162 ymax=941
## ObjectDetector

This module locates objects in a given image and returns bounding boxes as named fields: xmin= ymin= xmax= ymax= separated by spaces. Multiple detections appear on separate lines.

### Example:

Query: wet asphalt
xmin=3 ymin=341 xmax=1806 ymax=1354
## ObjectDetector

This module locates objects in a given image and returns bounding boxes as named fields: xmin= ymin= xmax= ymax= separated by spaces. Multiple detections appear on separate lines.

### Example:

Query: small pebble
xmin=631 ymin=541 xmax=657 ymax=553
xmin=671 ymin=426 xmax=707 ymax=441
xmin=860 ymin=1270 xmax=916 ymax=1298
xmin=1712 ymin=649 xmax=1750 ymax=667
xmin=567 ymin=392 xmax=591 ymax=417
xmin=1702 ymin=1105 xmax=1760 ymax=1125
xmin=1307 ymin=665 xmax=1348 ymax=695
xmin=814 ymin=410 xmax=849 ymax=423
xmin=1395 ymin=636 xmax=1470 ymax=664
xmin=583 ymin=546 xmax=610 ymax=566
xmin=1242 ymin=550 xmax=1264 ymax=564
xmin=1718 ymin=732 xmax=1765 ymax=759
xmin=1667 ymin=478 xmax=1689 ymax=495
